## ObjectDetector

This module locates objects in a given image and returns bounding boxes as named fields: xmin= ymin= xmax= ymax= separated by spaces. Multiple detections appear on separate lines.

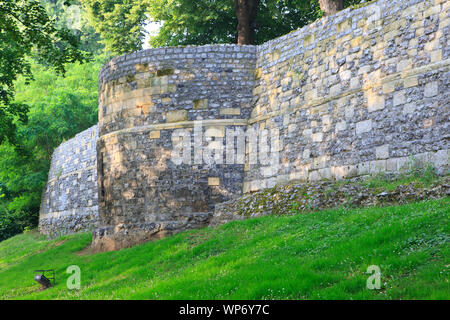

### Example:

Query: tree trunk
xmin=319 ymin=0 xmax=345 ymax=16
xmin=234 ymin=0 xmax=259 ymax=45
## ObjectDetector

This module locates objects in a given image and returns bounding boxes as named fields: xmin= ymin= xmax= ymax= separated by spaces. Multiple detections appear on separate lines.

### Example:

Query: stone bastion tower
xmin=91 ymin=45 xmax=257 ymax=251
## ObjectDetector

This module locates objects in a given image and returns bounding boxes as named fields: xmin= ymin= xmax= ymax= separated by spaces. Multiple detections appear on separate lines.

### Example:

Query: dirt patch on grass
xmin=75 ymin=243 xmax=95 ymax=256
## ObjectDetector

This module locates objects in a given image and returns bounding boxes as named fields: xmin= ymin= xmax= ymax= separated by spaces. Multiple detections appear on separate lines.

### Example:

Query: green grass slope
xmin=0 ymin=198 xmax=449 ymax=300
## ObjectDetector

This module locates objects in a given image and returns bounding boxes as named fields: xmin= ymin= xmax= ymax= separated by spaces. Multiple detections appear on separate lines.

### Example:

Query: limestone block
xmin=367 ymin=92 xmax=385 ymax=112
xmin=375 ymin=145 xmax=389 ymax=159
xmin=166 ymin=110 xmax=188 ymax=123
xmin=356 ymin=120 xmax=372 ymax=135
xmin=149 ymin=131 xmax=161 ymax=139
xmin=135 ymin=64 xmax=150 ymax=72
xmin=345 ymin=105 xmax=354 ymax=119
xmin=393 ymin=91 xmax=406 ymax=106
xmin=370 ymin=160 xmax=386 ymax=174
xmin=386 ymin=158 xmax=398 ymax=171
xmin=337 ymin=19 xmax=352 ymax=33
xmin=208 ymin=177 xmax=220 ymax=186
xmin=194 ymin=99 xmax=208 ymax=109
xmin=205 ymin=126 xmax=225 ymax=138
xmin=318 ymin=167 xmax=332 ymax=180
xmin=397 ymin=59 xmax=412 ymax=72
xmin=312 ymin=132 xmax=323 ymax=142
xmin=219 ymin=108 xmax=241 ymax=115
xmin=423 ymin=118 xmax=434 ymax=128
xmin=340 ymin=70 xmax=352 ymax=81
xmin=432 ymin=150 xmax=448 ymax=169
xmin=424 ymin=81 xmax=438 ymax=97
xmin=335 ymin=121 xmax=347 ymax=132
xmin=382 ymin=82 xmax=395 ymax=94
xmin=404 ymin=76 xmax=418 ymax=88
xmin=431 ymin=50 xmax=442 ymax=63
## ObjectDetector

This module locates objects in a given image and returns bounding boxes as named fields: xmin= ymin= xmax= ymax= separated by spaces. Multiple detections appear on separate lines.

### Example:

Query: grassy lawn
xmin=0 ymin=198 xmax=449 ymax=300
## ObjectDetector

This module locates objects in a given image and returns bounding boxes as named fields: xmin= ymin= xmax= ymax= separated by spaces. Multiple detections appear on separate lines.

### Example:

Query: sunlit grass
xmin=0 ymin=198 xmax=448 ymax=300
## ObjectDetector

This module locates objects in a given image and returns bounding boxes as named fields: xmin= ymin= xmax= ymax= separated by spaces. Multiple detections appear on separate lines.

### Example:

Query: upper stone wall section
xmin=98 ymin=45 xmax=256 ymax=137
xmin=244 ymin=0 xmax=449 ymax=192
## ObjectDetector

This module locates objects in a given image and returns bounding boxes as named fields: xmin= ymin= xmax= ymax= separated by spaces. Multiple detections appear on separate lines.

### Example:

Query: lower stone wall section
xmin=92 ymin=121 xmax=246 ymax=251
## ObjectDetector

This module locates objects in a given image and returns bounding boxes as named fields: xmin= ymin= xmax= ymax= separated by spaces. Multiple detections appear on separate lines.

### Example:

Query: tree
xmin=0 ymin=0 xmax=87 ymax=146
xmin=40 ymin=0 xmax=105 ymax=54
xmin=0 ymin=58 xmax=101 ymax=240
xmin=234 ymin=0 xmax=259 ymax=45
xmin=80 ymin=0 xmax=148 ymax=54
xmin=318 ymin=0 xmax=344 ymax=16
xmin=146 ymin=0 xmax=323 ymax=47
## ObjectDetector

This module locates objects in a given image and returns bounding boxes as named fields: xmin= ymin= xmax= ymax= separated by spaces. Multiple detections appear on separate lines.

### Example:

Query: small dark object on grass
xmin=34 ymin=270 xmax=55 ymax=289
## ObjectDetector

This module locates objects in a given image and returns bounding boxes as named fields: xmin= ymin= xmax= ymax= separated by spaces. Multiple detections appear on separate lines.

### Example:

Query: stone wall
xmin=39 ymin=0 xmax=449 ymax=245
xmin=39 ymin=125 xmax=99 ymax=237
xmin=92 ymin=45 xmax=256 ymax=251
xmin=244 ymin=0 xmax=449 ymax=192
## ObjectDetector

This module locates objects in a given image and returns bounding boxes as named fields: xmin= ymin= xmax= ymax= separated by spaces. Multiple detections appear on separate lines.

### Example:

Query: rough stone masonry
xmin=39 ymin=0 xmax=449 ymax=251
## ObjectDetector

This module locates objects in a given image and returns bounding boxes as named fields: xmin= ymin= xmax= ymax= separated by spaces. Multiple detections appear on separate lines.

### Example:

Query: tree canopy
xmin=81 ymin=0 xmax=148 ymax=54
xmin=81 ymin=0 xmax=361 ymax=53
xmin=140 ymin=0 xmax=323 ymax=48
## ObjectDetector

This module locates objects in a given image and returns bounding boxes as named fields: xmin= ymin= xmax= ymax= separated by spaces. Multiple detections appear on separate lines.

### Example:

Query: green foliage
xmin=78 ymin=0 xmax=364 ymax=51
xmin=0 ymin=0 xmax=88 ymax=145
xmin=0 ymin=58 xmax=102 ymax=241
xmin=0 ymin=199 xmax=448 ymax=299
xmin=81 ymin=0 xmax=148 ymax=54
xmin=40 ymin=0 xmax=105 ymax=54
xmin=146 ymin=0 xmax=324 ymax=47
xmin=364 ymin=164 xmax=439 ymax=191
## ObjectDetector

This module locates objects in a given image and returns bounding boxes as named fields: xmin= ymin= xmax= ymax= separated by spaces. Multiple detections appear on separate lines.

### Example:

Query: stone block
xmin=375 ymin=144 xmax=389 ymax=159
xmin=335 ymin=121 xmax=347 ymax=132
xmin=219 ymin=108 xmax=241 ymax=115
xmin=208 ymin=177 xmax=220 ymax=186
xmin=166 ymin=110 xmax=188 ymax=123
xmin=337 ymin=18 xmax=352 ymax=33
xmin=205 ymin=126 xmax=225 ymax=138
xmin=356 ymin=120 xmax=372 ymax=135
xmin=424 ymin=81 xmax=438 ymax=97
xmin=393 ymin=91 xmax=406 ymax=106
xmin=149 ymin=131 xmax=160 ymax=139
xmin=194 ymin=99 xmax=208 ymax=109
xmin=367 ymin=92 xmax=385 ymax=112
xmin=404 ymin=76 xmax=418 ymax=88
xmin=312 ymin=132 xmax=323 ymax=142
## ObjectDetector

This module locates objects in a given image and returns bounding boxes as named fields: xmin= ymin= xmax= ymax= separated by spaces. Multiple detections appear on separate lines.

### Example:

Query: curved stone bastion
xmin=91 ymin=45 xmax=257 ymax=251
xmin=39 ymin=0 xmax=449 ymax=250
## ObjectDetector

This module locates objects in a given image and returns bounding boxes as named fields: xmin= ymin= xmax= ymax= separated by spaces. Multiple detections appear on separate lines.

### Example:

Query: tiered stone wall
xmin=244 ymin=0 xmax=449 ymax=192
xmin=39 ymin=125 xmax=98 ymax=236
xmin=92 ymin=45 xmax=256 ymax=251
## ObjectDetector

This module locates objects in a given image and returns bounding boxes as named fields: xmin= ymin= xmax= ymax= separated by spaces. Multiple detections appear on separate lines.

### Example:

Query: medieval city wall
xmin=92 ymin=45 xmax=256 ymax=250
xmin=245 ymin=0 xmax=449 ymax=192
xmin=39 ymin=0 xmax=449 ymax=245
